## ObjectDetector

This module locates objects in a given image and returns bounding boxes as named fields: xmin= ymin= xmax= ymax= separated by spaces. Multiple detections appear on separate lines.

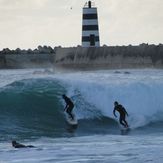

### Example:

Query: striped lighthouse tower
xmin=82 ymin=1 xmax=100 ymax=47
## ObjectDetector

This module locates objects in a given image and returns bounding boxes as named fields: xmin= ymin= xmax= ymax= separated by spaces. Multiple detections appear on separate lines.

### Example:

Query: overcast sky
xmin=0 ymin=0 xmax=163 ymax=50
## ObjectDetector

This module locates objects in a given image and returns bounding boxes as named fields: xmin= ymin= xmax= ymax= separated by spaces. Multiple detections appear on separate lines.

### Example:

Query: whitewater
xmin=0 ymin=69 xmax=163 ymax=163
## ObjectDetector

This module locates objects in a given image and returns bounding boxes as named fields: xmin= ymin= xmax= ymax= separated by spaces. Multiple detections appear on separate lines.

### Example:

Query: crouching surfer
xmin=113 ymin=101 xmax=129 ymax=128
xmin=12 ymin=140 xmax=34 ymax=148
xmin=62 ymin=94 xmax=74 ymax=120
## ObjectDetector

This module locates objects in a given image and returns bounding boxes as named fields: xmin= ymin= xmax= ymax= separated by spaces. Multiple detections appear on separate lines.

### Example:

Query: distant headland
xmin=0 ymin=43 xmax=163 ymax=70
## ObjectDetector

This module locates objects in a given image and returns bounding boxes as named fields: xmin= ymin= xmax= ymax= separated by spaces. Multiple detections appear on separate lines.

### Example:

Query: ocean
xmin=0 ymin=69 xmax=163 ymax=163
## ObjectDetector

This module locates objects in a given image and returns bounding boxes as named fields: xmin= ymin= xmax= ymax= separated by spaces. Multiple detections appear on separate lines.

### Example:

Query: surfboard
xmin=119 ymin=125 xmax=130 ymax=131
xmin=121 ymin=127 xmax=130 ymax=131
xmin=120 ymin=126 xmax=131 ymax=133
xmin=65 ymin=113 xmax=78 ymax=126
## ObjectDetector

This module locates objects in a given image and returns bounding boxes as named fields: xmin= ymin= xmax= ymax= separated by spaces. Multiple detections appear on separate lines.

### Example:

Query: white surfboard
xmin=65 ymin=113 xmax=78 ymax=126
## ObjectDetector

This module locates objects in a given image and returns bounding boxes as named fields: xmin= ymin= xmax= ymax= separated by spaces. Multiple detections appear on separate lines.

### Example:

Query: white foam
xmin=1 ymin=135 xmax=163 ymax=163
xmin=55 ymin=69 xmax=163 ymax=128
xmin=1 ymin=69 xmax=163 ymax=128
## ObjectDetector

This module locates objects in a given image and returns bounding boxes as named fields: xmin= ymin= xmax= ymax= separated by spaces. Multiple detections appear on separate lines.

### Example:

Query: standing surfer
xmin=113 ymin=101 xmax=129 ymax=128
xmin=62 ymin=94 xmax=74 ymax=120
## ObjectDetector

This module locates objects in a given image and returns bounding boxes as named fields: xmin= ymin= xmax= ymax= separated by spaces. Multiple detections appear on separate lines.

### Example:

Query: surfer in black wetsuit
xmin=62 ymin=94 xmax=74 ymax=120
xmin=12 ymin=141 xmax=34 ymax=148
xmin=113 ymin=101 xmax=129 ymax=128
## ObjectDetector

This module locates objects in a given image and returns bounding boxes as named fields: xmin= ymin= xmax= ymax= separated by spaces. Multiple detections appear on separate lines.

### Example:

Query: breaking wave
xmin=0 ymin=70 xmax=163 ymax=141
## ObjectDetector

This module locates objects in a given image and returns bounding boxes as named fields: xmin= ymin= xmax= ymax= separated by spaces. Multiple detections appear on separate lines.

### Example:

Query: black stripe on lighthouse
xmin=82 ymin=25 xmax=98 ymax=31
xmin=82 ymin=36 xmax=99 ymax=42
xmin=83 ymin=14 xmax=97 ymax=19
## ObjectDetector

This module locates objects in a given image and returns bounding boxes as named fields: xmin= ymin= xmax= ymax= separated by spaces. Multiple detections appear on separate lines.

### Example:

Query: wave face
xmin=0 ymin=69 xmax=163 ymax=141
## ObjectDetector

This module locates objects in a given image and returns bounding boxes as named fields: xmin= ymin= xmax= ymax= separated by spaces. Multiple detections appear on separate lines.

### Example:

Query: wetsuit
xmin=12 ymin=141 xmax=34 ymax=148
xmin=63 ymin=96 xmax=74 ymax=120
xmin=113 ymin=104 xmax=129 ymax=128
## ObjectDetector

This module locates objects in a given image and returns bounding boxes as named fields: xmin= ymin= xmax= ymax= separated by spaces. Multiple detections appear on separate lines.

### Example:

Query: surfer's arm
xmin=64 ymin=104 xmax=68 ymax=111
xmin=113 ymin=109 xmax=117 ymax=117
xmin=126 ymin=111 xmax=129 ymax=116
xmin=124 ymin=108 xmax=129 ymax=116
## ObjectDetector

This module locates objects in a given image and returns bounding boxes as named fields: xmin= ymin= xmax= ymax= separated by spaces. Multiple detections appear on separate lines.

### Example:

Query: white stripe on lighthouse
xmin=82 ymin=19 xmax=98 ymax=26
xmin=82 ymin=31 xmax=99 ymax=37
xmin=83 ymin=8 xmax=97 ymax=14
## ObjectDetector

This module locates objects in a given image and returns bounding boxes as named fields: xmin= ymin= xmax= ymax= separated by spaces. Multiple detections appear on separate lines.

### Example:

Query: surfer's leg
xmin=119 ymin=118 xmax=126 ymax=127
xmin=123 ymin=119 xmax=129 ymax=128
xmin=66 ymin=107 xmax=74 ymax=119
xmin=69 ymin=105 xmax=74 ymax=119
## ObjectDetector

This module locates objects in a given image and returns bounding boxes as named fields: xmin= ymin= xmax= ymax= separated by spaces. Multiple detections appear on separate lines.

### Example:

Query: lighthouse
xmin=82 ymin=1 xmax=100 ymax=47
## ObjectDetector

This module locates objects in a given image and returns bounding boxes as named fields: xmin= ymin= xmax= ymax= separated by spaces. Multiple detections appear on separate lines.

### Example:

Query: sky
xmin=0 ymin=0 xmax=163 ymax=50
